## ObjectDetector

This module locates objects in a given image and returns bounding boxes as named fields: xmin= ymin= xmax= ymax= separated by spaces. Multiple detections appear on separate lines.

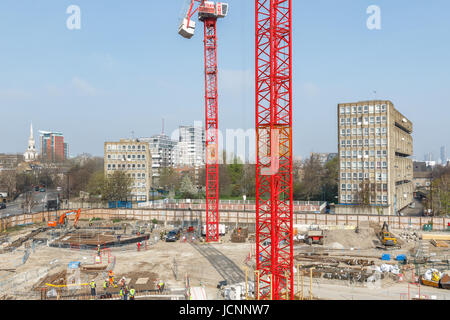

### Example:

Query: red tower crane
xmin=179 ymin=1 xmax=229 ymax=242
xmin=255 ymin=0 xmax=293 ymax=300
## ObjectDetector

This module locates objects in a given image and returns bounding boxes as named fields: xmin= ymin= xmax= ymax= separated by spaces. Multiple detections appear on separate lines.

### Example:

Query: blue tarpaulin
xmin=381 ymin=254 xmax=391 ymax=261
xmin=396 ymin=254 xmax=406 ymax=261
xmin=68 ymin=261 xmax=81 ymax=269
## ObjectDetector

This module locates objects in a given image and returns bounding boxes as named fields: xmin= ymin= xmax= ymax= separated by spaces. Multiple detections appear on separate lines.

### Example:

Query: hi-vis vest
xmin=90 ymin=281 xmax=96 ymax=289
xmin=103 ymin=281 xmax=108 ymax=288
xmin=119 ymin=289 xmax=124 ymax=296
xmin=130 ymin=289 xmax=136 ymax=296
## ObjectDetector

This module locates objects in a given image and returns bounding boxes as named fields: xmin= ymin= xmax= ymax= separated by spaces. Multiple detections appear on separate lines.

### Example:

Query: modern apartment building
xmin=104 ymin=139 xmax=152 ymax=202
xmin=140 ymin=134 xmax=177 ymax=185
xmin=174 ymin=124 xmax=205 ymax=168
xmin=39 ymin=131 xmax=69 ymax=162
xmin=336 ymin=100 xmax=413 ymax=215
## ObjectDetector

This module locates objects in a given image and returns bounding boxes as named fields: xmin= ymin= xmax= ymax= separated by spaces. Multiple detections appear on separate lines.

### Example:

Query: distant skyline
xmin=1 ymin=1 xmax=449 ymax=159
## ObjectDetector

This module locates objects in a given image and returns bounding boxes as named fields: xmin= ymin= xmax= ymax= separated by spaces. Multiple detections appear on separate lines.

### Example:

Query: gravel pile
xmin=324 ymin=228 xmax=377 ymax=249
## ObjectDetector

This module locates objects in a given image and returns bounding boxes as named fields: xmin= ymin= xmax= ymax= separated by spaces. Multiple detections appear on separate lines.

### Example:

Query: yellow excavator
xmin=379 ymin=222 xmax=398 ymax=247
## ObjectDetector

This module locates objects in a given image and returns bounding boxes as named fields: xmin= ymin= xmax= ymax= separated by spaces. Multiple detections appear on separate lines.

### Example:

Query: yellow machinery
xmin=379 ymin=222 xmax=398 ymax=246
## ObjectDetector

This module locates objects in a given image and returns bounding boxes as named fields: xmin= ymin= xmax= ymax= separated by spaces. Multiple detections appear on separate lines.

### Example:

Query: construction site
xmin=0 ymin=207 xmax=449 ymax=300
xmin=1 ymin=0 xmax=449 ymax=302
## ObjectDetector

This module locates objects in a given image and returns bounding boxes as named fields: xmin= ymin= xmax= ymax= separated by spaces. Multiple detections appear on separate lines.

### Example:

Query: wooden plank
xmin=422 ymin=234 xmax=450 ymax=241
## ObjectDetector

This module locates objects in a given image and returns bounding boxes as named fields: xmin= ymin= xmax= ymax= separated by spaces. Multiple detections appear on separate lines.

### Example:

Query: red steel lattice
xmin=203 ymin=18 xmax=220 ymax=242
xmin=255 ymin=0 xmax=293 ymax=300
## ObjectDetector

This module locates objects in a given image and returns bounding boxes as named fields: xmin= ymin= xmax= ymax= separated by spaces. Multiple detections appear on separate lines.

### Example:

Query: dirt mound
xmin=324 ymin=228 xmax=377 ymax=249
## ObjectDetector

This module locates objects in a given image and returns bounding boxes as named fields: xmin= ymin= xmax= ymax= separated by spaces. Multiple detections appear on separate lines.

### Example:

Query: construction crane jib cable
xmin=178 ymin=1 xmax=229 ymax=242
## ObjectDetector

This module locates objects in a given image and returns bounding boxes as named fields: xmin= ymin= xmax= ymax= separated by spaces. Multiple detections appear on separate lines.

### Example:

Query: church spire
xmin=24 ymin=122 xmax=37 ymax=162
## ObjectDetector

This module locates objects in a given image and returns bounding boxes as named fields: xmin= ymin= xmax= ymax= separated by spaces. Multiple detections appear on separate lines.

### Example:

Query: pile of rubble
xmin=398 ymin=231 xmax=419 ymax=243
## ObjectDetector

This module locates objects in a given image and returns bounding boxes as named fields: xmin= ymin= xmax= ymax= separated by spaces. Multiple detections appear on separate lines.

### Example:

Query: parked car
xmin=0 ymin=203 xmax=6 ymax=210
xmin=165 ymin=230 xmax=180 ymax=242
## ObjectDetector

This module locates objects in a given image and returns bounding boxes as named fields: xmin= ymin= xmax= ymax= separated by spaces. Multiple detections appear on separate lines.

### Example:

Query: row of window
xmin=107 ymin=154 xmax=147 ymax=160
xmin=107 ymin=144 xmax=146 ymax=151
xmin=339 ymin=104 xmax=387 ymax=115
xmin=341 ymin=194 xmax=388 ymax=203
xmin=107 ymin=163 xmax=147 ymax=170
xmin=341 ymin=161 xmax=388 ymax=170
xmin=340 ymin=116 xmax=387 ymax=126
xmin=340 ymin=127 xmax=387 ymax=137
xmin=340 ymin=139 xmax=387 ymax=147
xmin=340 ymin=149 xmax=387 ymax=158
xmin=340 ymin=171 xmax=388 ymax=180
xmin=341 ymin=183 xmax=388 ymax=192
xmin=340 ymin=173 xmax=388 ymax=182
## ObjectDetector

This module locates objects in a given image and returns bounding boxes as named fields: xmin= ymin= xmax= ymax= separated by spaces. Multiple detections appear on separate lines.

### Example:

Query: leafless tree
xmin=0 ymin=170 xmax=17 ymax=200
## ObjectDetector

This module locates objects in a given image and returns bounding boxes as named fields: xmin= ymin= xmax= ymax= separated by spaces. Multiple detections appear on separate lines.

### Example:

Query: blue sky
xmin=0 ymin=0 xmax=449 ymax=160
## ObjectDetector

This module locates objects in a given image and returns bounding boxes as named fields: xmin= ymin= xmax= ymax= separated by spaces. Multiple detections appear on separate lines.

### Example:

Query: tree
xmin=240 ymin=164 xmax=256 ymax=198
xmin=179 ymin=175 xmax=197 ymax=199
xmin=0 ymin=170 xmax=17 ymax=200
xmin=219 ymin=164 xmax=232 ymax=197
xmin=430 ymin=166 xmax=450 ymax=215
xmin=87 ymin=171 xmax=105 ymax=196
xmin=102 ymin=171 xmax=132 ymax=201
xmin=22 ymin=191 xmax=38 ymax=214
xmin=293 ymin=154 xmax=324 ymax=201
xmin=228 ymin=158 xmax=244 ymax=197
xmin=67 ymin=157 xmax=104 ymax=197
xmin=159 ymin=168 xmax=181 ymax=191
xmin=15 ymin=172 xmax=35 ymax=194
xmin=322 ymin=156 xmax=339 ymax=203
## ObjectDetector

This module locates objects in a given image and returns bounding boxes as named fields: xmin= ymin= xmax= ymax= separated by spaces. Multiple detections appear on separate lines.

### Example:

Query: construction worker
xmin=108 ymin=270 xmax=116 ymax=287
xmin=122 ymin=285 xmax=129 ymax=300
xmin=89 ymin=280 xmax=96 ymax=299
xmin=119 ymin=288 xmax=125 ymax=300
xmin=97 ymin=244 xmax=101 ymax=256
xmin=103 ymin=279 xmax=109 ymax=293
xmin=129 ymin=287 xmax=136 ymax=300
xmin=120 ymin=277 xmax=126 ymax=288
xmin=137 ymin=241 xmax=141 ymax=252
xmin=157 ymin=280 xmax=165 ymax=294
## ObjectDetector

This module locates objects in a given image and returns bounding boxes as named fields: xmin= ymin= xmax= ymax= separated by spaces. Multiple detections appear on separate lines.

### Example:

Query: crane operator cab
xmin=178 ymin=1 xmax=229 ymax=39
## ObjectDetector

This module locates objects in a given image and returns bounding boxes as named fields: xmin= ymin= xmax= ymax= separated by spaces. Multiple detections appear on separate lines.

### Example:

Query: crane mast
xmin=255 ymin=0 xmax=293 ymax=300
xmin=179 ymin=1 xmax=228 ymax=242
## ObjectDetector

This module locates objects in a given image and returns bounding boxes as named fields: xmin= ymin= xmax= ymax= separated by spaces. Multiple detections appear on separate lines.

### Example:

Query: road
xmin=400 ymin=198 xmax=424 ymax=217
xmin=0 ymin=190 xmax=59 ymax=218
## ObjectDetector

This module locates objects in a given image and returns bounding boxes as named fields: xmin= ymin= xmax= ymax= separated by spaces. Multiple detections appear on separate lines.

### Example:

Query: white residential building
xmin=140 ymin=134 xmax=178 ymax=185
xmin=174 ymin=123 xmax=205 ymax=168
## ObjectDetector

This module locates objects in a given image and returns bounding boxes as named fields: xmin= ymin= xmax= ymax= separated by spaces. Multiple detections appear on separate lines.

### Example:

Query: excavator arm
xmin=73 ymin=209 xmax=81 ymax=228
